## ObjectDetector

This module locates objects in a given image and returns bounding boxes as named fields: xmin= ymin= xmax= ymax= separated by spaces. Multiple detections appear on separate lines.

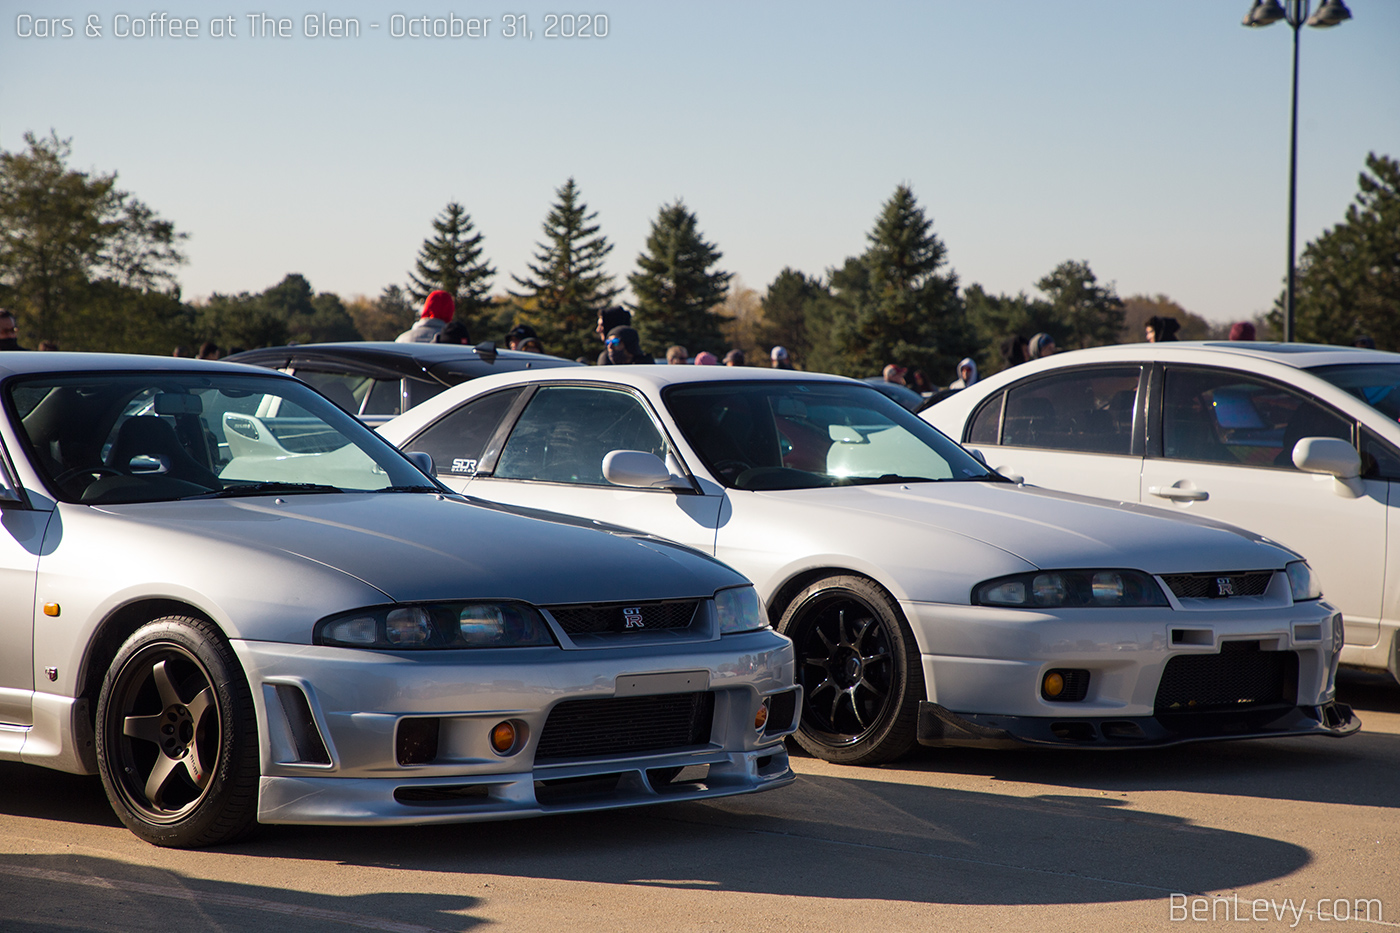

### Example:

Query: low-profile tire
xmin=95 ymin=615 xmax=259 ymax=848
xmin=777 ymin=575 xmax=924 ymax=766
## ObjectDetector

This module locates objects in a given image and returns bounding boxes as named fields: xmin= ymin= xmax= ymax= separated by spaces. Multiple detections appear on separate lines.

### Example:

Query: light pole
xmin=1242 ymin=0 xmax=1352 ymax=343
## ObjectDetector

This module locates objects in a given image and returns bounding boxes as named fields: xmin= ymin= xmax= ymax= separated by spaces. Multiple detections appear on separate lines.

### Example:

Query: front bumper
xmin=918 ymin=699 xmax=1360 ymax=749
xmin=231 ymin=629 xmax=801 ymax=825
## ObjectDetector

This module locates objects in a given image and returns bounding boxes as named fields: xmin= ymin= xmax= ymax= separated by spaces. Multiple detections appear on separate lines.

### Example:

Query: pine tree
xmin=1285 ymin=153 xmax=1400 ymax=349
xmin=813 ymin=185 xmax=968 ymax=379
xmin=407 ymin=202 xmax=495 ymax=334
xmin=628 ymin=201 xmax=732 ymax=354
xmin=1035 ymin=260 xmax=1124 ymax=349
xmin=760 ymin=268 xmax=828 ymax=369
xmin=509 ymin=178 xmax=621 ymax=360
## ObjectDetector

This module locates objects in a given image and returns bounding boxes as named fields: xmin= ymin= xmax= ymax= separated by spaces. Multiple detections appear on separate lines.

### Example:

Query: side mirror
xmin=968 ymin=448 xmax=988 ymax=466
xmin=1293 ymin=437 xmax=1363 ymax=497
xmin=602 ymin=450 xmax=690 ymax=490
xmin=404 ymin=450 xmax=435 ymax=477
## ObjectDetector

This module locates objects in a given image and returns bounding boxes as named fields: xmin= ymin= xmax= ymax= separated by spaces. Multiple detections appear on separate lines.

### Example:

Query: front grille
xmin=534 ymin=691 xmax=716 ymax=762
xmin=1161 ymin=571 xmax=1273 ymax=599
xmin=1154 ymin=643 xmax=1298 ymax=715
xmin=548 ymin=600 xmax=700 ymax=635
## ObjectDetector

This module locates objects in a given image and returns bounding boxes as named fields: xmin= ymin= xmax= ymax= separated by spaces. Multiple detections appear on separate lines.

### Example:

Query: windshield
xmin=664 ymin=380 xmax=996 ymax=490
xmin=1308 ymin=363 xmax=1400 ymax=421
xmin=6 ymin=371 xmax=432 ymax=504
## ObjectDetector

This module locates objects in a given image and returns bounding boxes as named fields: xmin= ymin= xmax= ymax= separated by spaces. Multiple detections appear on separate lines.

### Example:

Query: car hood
xmin=762 ymin=480 xmax=1297 ymax=574
xmin=95 ymin=493 xmax=744 ymax=605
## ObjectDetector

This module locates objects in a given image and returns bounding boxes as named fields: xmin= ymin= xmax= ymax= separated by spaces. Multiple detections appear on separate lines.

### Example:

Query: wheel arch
xmin=79 ymin=598 xmax=221 ymax=722
xmin=767 ymin=566 xmax=911 ymax=631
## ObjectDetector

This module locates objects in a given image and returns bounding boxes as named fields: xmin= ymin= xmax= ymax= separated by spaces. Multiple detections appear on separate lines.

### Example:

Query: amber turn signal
xmin=1042 ymin=671 xmax=1065 ymax=698
xmin=490 ymin=720 xmax=518 ymax=754
xmin=754 ymin=700 xmax=770 ymax=732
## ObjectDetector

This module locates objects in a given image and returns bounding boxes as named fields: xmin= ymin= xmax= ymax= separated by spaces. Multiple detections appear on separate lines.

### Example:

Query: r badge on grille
xmin=623 ymin=607 xmax=645 ymax=628
xmin=1216 ymin=577 xmax=1235 ymax=597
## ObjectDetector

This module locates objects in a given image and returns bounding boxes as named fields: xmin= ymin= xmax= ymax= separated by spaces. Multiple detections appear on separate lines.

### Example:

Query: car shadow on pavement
xmin=0 ymin=853 xmax=483 ymax=933
xmin=887 ymin=671 xmax=1400 ymax=810
xmin=222 ymin=772 xmax=1307 ymax=907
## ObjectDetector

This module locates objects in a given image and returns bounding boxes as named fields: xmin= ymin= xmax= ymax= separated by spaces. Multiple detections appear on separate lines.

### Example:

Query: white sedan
xmin=380 ymin=366 xmax=1358 ymax=765
xmin=922 ymin=341 xmax=1400 ymax=687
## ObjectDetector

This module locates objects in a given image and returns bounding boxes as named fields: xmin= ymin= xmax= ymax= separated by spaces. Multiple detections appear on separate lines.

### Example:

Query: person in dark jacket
xmin=599 ymin=326 xmax=654 ymax=365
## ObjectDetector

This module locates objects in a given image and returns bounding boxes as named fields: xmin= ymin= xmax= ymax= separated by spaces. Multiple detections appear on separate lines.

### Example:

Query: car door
xmin=410 ymin=384 xmax=724 ymax=554
xmin=0 ymin=440 xmax=49 ymax=730
xmin=1140 ymin=364 xmax=1387 ymax=648
xmin=960 ymin=365 xmax=1146 ymax=503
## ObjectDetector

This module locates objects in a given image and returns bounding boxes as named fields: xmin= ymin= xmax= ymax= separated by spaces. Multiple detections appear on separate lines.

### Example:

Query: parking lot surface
xmin=1 ymin=674 xmax=1395 ymax=933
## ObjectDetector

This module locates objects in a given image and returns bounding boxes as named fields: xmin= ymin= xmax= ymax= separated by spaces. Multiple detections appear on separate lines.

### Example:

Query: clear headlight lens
xmin=1286 ymin=561 xmax=1322 ymax=601
xmin=974 ymin=569 xmax=1168 ymax=608
xmin=317 ymin=602 xmax=556 ymax=649
xmin=716 ymin=585 xmax=770 ymax=634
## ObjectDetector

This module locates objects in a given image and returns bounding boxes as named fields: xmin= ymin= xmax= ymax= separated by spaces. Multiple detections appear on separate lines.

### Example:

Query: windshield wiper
xmin=189 ymin=482 xmax=344 ymax=499
xmin=371 ymin=484 xmax=441 ymax=494
xmin=848 ymin=474 xmax=941 ymax=485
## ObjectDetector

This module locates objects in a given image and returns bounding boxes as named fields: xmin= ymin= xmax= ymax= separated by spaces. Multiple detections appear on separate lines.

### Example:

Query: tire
xmin=776 ymin=575 xmax=924 ymax=766
xmin=95 ymin=616 xmax=259 ymax=848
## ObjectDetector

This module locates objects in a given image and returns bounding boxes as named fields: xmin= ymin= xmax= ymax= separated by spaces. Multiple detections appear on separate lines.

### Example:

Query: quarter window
xmin=999 ymin=368 xmax=1140 ymax=454
xmin=495 ymin=386 xmax=668 ymax=486
xmin=1161 ymin=369 xmax=1351 ymax=468
xmin=409 ymin=388 xmax=523 ymax=477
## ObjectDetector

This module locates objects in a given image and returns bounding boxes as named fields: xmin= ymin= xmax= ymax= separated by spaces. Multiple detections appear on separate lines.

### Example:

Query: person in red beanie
xmin=1228 ymin=321 xmax=1256 ymax=341
xmin=396 ymin=290 xmax=457 ymax=343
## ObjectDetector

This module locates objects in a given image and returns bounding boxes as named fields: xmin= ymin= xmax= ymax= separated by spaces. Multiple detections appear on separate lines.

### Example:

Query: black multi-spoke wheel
xmin=777 ymin=575 xmax=923 ymax=765
xmin=96 ymin=616 xmax=258 ymax=848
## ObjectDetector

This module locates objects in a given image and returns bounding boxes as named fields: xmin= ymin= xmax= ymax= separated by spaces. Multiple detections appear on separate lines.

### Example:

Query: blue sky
xmin=3 ymin=0 xmax=1397 ymax=324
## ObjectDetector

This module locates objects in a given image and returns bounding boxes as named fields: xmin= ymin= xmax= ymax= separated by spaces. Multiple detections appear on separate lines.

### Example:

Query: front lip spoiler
xmin=917 ymin=700 xmax=1360 ymax=750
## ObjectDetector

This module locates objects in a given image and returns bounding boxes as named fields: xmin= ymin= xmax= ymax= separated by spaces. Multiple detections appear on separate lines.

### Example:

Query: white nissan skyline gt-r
xmin=0 ymin=353 xmax=799 ymax=848
xmin=380 ymin=365 xmax=1358 ymax=765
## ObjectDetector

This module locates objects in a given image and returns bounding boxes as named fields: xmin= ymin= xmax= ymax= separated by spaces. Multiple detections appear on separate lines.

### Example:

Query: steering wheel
xmin=53 ymin=465 xmax=122 ymax=487
xmin=710 ymin=459 xmax=751 ymax=482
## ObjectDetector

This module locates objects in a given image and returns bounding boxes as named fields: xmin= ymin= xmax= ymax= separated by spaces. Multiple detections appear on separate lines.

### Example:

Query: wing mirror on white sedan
xmin=1292 ymin=437 xmax=1364 ymax=498
xmin=602 ymin=450 xmax=692 ymax=490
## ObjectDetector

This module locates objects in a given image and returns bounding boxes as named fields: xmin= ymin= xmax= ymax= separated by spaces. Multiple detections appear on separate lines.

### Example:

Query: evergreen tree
xmin=809 ymin=185 xmax=968 ymax=379
xmin=759 ymin=267 xmax=827 ymax=368
xmin=510 ymin=178 xmax=621 ymax=360
xmin=1283 ymin=152 xmax=1400 ymax=349
xmin=963 ymin=284 xmax=1057 ymax=376
xmin=628 ymin=201 xmax=732 ymax=353
xmin=407 ymin=201 xmax=496 ymax=335
xmin=1035 ymin=260 xmax=1124 ymax=350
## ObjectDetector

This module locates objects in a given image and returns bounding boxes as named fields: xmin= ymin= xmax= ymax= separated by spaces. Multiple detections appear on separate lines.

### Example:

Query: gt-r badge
xmin=1217 ymin=577 xmax=1235 ymax=597
xmin=623 ymin=607 xmax=645 ymax=628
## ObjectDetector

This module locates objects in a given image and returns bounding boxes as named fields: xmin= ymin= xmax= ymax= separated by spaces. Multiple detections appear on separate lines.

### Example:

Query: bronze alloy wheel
xmin=96 ymin=616 xmax=258 ymax=848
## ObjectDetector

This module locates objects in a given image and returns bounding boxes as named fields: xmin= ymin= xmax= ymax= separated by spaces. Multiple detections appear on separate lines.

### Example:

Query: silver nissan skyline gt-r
xmin=0 ymin=353 xmax=799 ymax=848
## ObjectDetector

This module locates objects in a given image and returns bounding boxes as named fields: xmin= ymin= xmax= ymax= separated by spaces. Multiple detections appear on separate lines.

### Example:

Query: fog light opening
xmin=1042 ymin=671 xmax=1065 ymax=698
xmin=491 ymin=720 xmax=521 ymax=755
xmin=754 ymin=698 xmax=770 ymax=732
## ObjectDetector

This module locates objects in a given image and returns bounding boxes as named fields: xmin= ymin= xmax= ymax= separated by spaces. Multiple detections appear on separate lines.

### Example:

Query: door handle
xmin=1147 ymin=485 xmax=1208 ymax=502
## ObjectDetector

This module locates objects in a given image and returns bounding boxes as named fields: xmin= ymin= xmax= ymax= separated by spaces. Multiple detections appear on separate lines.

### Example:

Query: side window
xmin=495 ymin=386 xmax=668 ymax=486
xmin=294 ymin=371 xmax=370 ymax=415
xmin=1360 ymin=427 xmax=1400 ymax=481
xmin=967 ymin=392 xmax=1003 ymax=444
xmin=1162 ymin=368 xmax=1351 ymax=468
xmin=362 ymin=379 xmax=404 ymax=416
xmin=1001 ymin=368 xmax=1140 ymax=454
xmin=408 ymin=388 xmax=523 ymax=477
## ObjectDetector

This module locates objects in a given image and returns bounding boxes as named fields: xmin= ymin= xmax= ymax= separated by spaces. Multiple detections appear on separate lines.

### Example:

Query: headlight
xmin=1286 ymin=561 xmax=1323 ymax=601
xmin=716 ymin=585 xmax=769 ymax=634
xmin=316 ymin=602 xmax=556 ymax=649
xmin=973 ymin=570 xmax=1168 ymax=608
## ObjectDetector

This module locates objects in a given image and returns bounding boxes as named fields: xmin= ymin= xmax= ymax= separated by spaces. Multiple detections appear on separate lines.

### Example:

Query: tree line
xmin=2 ymin=131 xmax=1395 ymax=380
